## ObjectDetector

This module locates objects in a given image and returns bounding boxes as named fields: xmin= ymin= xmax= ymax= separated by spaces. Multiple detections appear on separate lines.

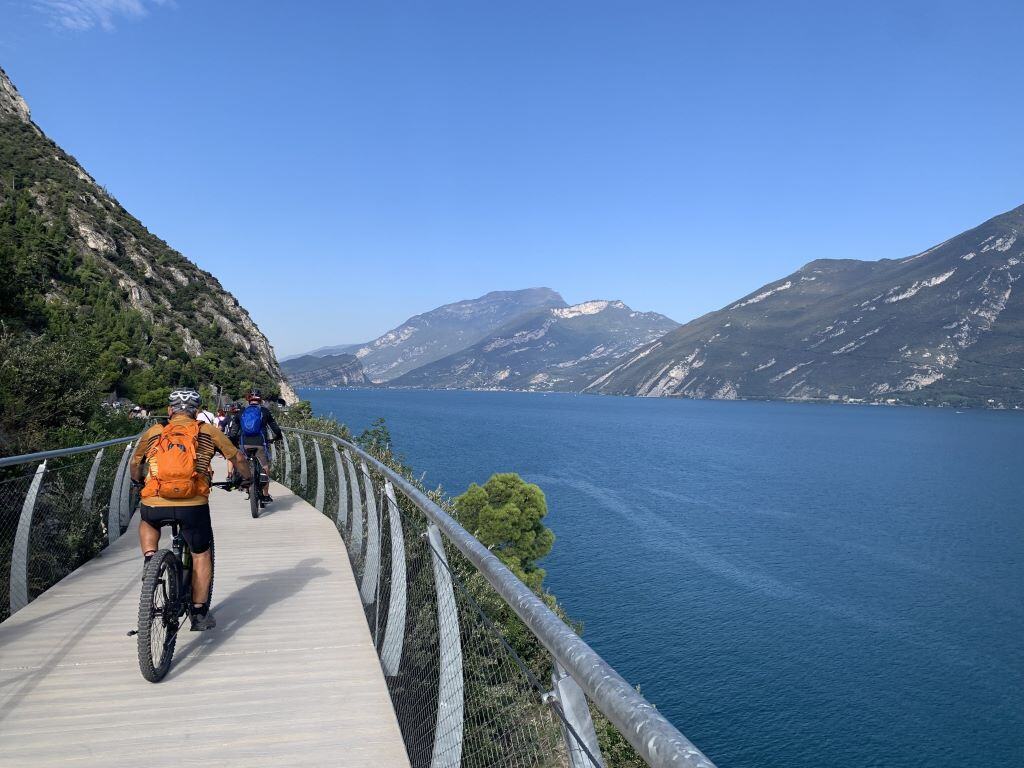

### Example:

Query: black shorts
xmin=140 ymin=503 xmax=213 ymax=554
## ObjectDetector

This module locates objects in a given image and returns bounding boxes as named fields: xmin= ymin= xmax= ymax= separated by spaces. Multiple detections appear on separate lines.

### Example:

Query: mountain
xmin=281 ymin=354 xmax=368 ymax=387
xmin=0 ymin=66 xmax=295 ymax=405
xmin=281 ymin=343 xmax=359 ymax=362
xmin=587 ymin=204 xmax=1024 ymax=407
xmin=341 ymin=288 xmax=568 ymax=382
xmin=391 ymin=300 xmax=679 ymax=391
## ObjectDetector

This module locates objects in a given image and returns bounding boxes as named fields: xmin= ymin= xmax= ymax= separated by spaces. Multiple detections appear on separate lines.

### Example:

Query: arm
xmin=263 ymin=406 xmax=284 ymax=441
xmin=129 ymin=427 xmax=158 ymax=483
xmin=211 ymin=427 xmax=252 ymax=482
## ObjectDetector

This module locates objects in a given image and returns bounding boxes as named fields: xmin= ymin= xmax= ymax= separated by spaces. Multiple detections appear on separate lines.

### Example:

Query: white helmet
xmin=168 ymin=389 xmax=202 ymax=409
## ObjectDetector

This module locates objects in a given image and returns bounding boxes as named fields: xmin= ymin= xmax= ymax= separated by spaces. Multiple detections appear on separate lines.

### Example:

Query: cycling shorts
xmin=242 ymin=443 xmax=272 ymax=470
xmin=140 ymin=503 xmax=213 ymax=554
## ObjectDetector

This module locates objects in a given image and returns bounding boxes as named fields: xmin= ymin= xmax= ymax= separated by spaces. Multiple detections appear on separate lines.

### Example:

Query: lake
xmin=302 ymin=388 xmax=1023 ymax=768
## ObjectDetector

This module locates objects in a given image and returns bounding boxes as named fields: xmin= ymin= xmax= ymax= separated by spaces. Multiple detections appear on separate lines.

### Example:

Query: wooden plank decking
xmin=0 ymin=460 xmax=410 ymax=767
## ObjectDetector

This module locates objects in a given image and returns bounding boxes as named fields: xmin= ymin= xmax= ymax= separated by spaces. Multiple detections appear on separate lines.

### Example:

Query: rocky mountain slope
xmin=391 ymin=300 xmax=679 ymax=391
xmin=281 ymin=354 xmax=367 ymax=387
xmin=328 ymin=288 xmax=568 ymax=382
xmin=0 ymin=67 xmax=295 ymax=405
xmin=587 ymin=204 xmax=1024 ymax=407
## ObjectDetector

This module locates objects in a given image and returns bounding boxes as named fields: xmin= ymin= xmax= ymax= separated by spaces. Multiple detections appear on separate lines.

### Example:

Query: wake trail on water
xmin=532 ymin=472 xmax=1018 ymax=681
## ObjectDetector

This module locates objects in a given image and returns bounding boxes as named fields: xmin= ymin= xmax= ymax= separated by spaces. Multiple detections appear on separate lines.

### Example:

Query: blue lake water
xmin=302 ymin=388 xmax=1023 ymax=768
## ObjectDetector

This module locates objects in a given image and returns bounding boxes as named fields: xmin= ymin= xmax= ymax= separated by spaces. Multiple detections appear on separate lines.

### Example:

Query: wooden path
xmin=0 ymin=460 xmax=410 ymax=767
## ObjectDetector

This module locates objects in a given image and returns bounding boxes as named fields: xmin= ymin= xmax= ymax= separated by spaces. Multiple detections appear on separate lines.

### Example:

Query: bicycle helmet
xmin=168 ymin=389 xmax=202 ymax=412
xmin=247 ymin=388 xmax=262 ymax=403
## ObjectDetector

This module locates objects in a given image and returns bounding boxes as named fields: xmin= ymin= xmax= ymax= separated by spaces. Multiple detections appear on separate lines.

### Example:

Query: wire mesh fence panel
xmin=369 ymin=483 xmax=571 ymax=768
xmin=0 ymin=446 xmax=135 ymax=622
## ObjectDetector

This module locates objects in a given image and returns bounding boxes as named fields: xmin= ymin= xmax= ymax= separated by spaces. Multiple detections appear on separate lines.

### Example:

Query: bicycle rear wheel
xmin=137 ymin=550 xmax=180 ymax=682
xmin=249 ymin=456 xmax=260 ymax=518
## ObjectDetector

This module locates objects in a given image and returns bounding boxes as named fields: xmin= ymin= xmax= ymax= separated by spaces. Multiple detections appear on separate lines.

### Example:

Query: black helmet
xmin=247 ymin=388 xmax=262 ymax=403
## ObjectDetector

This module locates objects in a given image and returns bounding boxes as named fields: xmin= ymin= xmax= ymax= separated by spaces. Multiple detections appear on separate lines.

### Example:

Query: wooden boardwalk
xmin=0 ymin=461 xmax=410 ymax=768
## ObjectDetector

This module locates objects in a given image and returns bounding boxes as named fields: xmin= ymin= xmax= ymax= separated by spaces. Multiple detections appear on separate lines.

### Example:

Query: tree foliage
xmin=454 ymin=473 xmax=555 ymax=592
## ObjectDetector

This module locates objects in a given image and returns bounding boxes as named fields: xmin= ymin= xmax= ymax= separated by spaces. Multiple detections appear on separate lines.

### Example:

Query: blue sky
xmin=2 ymin=1 xmax=1022 ymax=357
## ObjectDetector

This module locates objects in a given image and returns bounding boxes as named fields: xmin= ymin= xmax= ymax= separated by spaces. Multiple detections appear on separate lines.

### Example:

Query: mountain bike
xmin=243 ymin=446 xmax=270 ymax=518
xmin=131 ymin=481 xmax=239 ymax=682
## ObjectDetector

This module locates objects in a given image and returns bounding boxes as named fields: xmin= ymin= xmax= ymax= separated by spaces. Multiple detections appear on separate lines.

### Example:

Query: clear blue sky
xmin=2 ymin=1 xmax=1021 ymax=357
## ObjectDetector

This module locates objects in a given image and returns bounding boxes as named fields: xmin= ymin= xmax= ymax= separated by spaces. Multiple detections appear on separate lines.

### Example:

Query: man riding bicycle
xmin=130 ymin=389 xmax=252 ymax=631
xmin=227 ymin=388 xmax=283 ymax=503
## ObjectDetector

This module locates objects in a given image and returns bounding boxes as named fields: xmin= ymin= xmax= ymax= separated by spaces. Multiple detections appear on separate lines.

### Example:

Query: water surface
xmin=303 ymin=388 xmax=1023 ymax=767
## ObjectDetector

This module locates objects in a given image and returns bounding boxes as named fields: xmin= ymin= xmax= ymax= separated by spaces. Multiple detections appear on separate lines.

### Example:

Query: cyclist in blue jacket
xmin=227 ymin=389 xmax=283 ymax=502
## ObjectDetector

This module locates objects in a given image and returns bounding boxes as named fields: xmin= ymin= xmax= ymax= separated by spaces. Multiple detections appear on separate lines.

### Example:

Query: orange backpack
xmin=142 ymin=421 xmax=204 ymax=500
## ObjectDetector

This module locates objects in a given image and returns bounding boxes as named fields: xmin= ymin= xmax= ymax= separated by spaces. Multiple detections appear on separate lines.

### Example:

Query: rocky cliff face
xmin=0 ymin=66 xmax=295 ymax=404
xmin=281 ymin=354 xmax=367 ymax=387
xmin=587 ymin=204 xmax=1024 ymax=407
xmin=391 ymin=300 xmax=679 ymax=391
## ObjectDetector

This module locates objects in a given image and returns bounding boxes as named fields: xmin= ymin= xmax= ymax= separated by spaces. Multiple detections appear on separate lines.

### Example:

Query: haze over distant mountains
xmin=286 ymin=204 xmax=1024 ymax=408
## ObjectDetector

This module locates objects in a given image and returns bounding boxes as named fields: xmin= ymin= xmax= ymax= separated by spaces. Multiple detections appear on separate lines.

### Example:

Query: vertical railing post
xmin=297 ymin=435 xmax=308 ymax=490
xmin=359 ymin=460 xmax=381 ymax=605
xmin=345 ymin=451 xmax=364 ymax=555
xmin=283 ymin=435 xmax=292 ymax=485
xmin=427 ymin=523 xmax=464 ymax=768
xmin=552 ymin=660 xmax=606 ymax=768
xmin=9 ymin=460 xmax=47 ymax=615
xmin=313 ymin=438 xmax=325 ymax=512
xmin=81 ymin=447 xmax=105 ymax=515
xmin=332 ymin=442 xmax=348 ymax=526
xmin=118 ymin=454 xmax=134 ymax=529
xmin=380 ymin=480 xmax=407 ymax=676
xmin=108 ymin=443 xmax=133 ymax=546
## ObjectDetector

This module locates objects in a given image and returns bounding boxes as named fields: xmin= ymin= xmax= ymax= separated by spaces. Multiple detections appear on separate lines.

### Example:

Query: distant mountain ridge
xmin=391 ymin=300 xmax=679 ymax=391
xmin=587 ymin=204 xmax=1024 ymax=407
xmin=301 ymin=288 xmax=568 ymax=383
xmin=280 ymin=354 xmax=368 ymax=387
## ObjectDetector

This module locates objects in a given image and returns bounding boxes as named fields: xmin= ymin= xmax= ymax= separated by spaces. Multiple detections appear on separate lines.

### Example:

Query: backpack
xmin=142 ymin=421 xmax=202 ymax=500
xmin=240 ymin=404 xmax=264 ymax=437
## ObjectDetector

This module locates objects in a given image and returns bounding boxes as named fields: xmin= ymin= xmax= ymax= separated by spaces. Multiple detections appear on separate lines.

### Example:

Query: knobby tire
xmin=137 ymin=550 xmax=180 ymax=683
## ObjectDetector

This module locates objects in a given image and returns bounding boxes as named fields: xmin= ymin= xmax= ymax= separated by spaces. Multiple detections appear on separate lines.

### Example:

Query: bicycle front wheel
xmin=137 ymin=550 xmax=181 ymax=682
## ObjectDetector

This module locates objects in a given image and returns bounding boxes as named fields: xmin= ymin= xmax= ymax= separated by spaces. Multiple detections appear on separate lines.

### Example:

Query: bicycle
xmin=243 ymin=446 xmax=271 ymax=518
xmin=131 ymin=480 xmax=240 ymax=682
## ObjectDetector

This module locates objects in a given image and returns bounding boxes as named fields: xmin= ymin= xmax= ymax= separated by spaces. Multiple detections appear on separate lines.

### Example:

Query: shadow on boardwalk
xmin=166 ymin=557 xmax=331 ymax=680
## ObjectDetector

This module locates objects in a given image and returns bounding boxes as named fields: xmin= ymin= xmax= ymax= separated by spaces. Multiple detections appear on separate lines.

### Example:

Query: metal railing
xmin=0 ymin=432 xmax=143 ymax=622
xmin=277 ymin=427 xmax=716 ymax=768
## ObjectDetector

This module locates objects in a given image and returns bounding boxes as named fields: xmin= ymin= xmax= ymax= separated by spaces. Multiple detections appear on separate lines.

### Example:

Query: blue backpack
xmin=240 ymin=404 xmax=264 ymax=437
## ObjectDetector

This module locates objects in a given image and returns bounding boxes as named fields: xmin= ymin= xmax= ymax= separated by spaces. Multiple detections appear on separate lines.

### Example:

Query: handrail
xmin=284 ymin=426 xmax=716 ymax=768
xmin=0 ymin=435 xmax=138 ymax=469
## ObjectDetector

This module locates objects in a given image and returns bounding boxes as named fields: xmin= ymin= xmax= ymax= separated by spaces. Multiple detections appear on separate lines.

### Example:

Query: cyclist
xmin=227 ymin=388 xmax=283 ymax=503
xmin=130 ymin=389 xmax=252 ymax=631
